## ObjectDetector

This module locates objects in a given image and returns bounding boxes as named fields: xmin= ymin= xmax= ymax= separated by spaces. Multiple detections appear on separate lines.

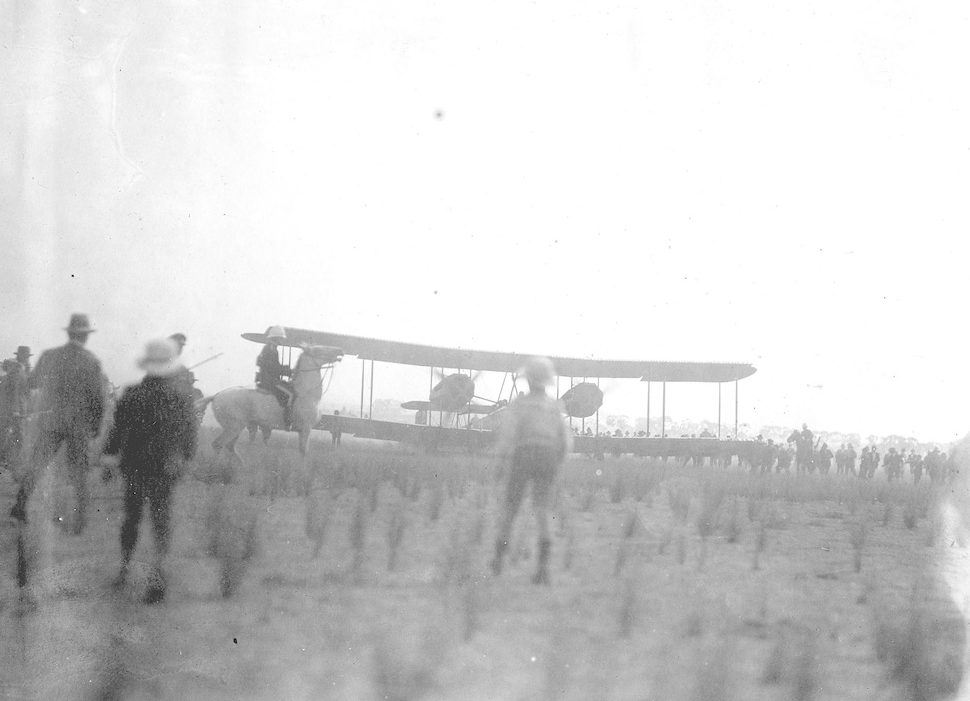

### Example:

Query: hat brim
xmin=138 ymin=358 xmax=183 ymax=377
xmin=65 ymin=327 xmax=96 ymax=333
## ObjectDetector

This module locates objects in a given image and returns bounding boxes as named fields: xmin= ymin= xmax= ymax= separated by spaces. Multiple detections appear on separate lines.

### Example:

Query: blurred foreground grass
xmin=0 ymin=427 xmax=965 ymax=700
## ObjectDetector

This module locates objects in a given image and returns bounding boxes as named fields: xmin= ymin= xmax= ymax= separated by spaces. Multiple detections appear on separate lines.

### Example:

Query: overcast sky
xmin=2 ymin=0 xmax=968 ymax=442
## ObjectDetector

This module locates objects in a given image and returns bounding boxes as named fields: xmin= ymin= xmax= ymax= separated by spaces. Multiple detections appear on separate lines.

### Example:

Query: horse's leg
xmin=261 ymin=426 xmax=272 ymax=444
xmin=247 ymin=423 xmax=257 ymax=443
xmin=224 ymin=431 xmax=243 ymax=484
xmin=298 ymin=428 xmax=312 ymax=496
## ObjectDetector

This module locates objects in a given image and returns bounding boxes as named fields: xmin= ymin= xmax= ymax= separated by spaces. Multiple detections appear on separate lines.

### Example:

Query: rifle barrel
xmin=188 ymin=353 xmax=223 ymax=371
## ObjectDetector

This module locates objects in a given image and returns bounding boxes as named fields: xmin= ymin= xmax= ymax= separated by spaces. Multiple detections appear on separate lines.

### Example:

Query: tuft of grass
xmin=613 ymin=542 xmax=628 ymax=577
xmin=460 ymin=580 xmax=481 ymax=642
xmin=305 ymin=490 xmax=331 ymax=559
xmin=849 ymin=520 xmax=866 ymax=573
xmin=350 ymin=497 xmax=368 ymax=584
xmin=622 ymin=510 xmax=640 ymax=539
xmin=610 ymin=473 xmax=627 ymax=504
xmin=871 ymin=594 xmax=964 ymax=701
xmin=675 ymin=531 xmax=687 ymax=565
xmin=882 ymin=502 xmax=893 ymax=527
xmin=761 ymin=631 xmax=787 ymax=685
xmin=753 ymin=522 xmax=767 ymax=570
xmin=562 ymin=523 xmax=576 ymax=571
xmin=691 ymin=640 xmax=736 ymax=701
xmin=386 ymin=504 xmax=407 ymax=572
xmin=617 ymin=578 xmax=637 ymax=638
xmin=684 ymin=610 xmax=703 ymax=637
xmin=428 ymin=482 xmax=445 ymax=522
xmin=371 ymin=628 xmax=443 ymax=701
xmin=903 ymin=498 xmax=918 ymax=530
xmin=470 ymin=510 xmax=486 ymax=546
xmin=542 ymin=618 xmax=575 ymax=701
xmin=723 ymin=499 xmax=742 ymax=543
xmin=667 ymin=485 xmax=691 ymax=525
xmin=791 ymin=632 xmax=819 ymax=701
xmin=407 ymin=479 xmax=422 ymax=503
xmin=439 ymin=524 xmax=473 ymax=587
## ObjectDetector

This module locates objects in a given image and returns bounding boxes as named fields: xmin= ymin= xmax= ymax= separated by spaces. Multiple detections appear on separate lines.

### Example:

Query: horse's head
xmin=295 ymin=344 xmax=344 ymax=370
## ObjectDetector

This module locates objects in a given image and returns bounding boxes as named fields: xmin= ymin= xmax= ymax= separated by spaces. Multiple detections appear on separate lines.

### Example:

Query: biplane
xmin=241 ymin=326 xmax=758 ymax=458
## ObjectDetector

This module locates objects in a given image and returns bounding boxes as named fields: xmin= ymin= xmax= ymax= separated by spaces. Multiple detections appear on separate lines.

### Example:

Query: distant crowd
xmin=745 ymin=424 xmax=954 ymax=484
xmin=568 ymin=422 xmax=954 ymax=484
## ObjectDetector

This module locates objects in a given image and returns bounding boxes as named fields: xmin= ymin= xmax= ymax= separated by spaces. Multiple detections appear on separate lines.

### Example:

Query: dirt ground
xmin=1 ymin=430 xmax=967 ymax=700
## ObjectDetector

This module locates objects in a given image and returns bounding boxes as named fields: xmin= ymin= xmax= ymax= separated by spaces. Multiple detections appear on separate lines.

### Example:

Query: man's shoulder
xmin=56 ymin=343 xmax=101 ymax=367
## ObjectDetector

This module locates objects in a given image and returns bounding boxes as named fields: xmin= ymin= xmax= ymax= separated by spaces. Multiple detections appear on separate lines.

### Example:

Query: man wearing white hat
xmin=490 ymin=356 xmax=571 ymax=585
xmin=10 ymin=313 xmax=105 ymax=533
xmin=103 ymin=338 xmax=197 ymax=604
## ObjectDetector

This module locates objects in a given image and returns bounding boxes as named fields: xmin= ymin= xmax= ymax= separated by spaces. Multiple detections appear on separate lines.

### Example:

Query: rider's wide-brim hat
xmin=138 ymin=338 xmax=183 ymax=377
xmin=65 ymin=313 xmax=95 ymax=334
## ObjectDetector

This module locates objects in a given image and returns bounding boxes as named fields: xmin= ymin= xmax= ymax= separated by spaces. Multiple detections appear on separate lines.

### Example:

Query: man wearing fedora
xmin=9 ymin=314 xmax=105 ymax=534
xmin=15 ymin=346 xmax=32 ymax=376
xmin=103 ymin=338 xmax=197 ymax=603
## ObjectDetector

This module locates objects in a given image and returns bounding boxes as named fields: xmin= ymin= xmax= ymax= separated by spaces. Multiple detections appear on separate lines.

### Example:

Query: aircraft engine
xmin=560 ymin=382 xmax=604 ymax=418
xmin=429 ymin=373 xmax=475 ymax=412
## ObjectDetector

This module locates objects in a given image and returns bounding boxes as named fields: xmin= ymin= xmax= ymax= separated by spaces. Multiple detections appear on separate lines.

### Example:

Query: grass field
xmin=1 ymin=428 xmax=967 ymax=700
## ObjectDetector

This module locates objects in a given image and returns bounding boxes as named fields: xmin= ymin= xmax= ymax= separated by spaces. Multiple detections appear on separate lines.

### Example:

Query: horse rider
xmin=256 ymin=326 xmax=294 ymax=429
xmin=10 ymin=314 xmax=105 ymax=534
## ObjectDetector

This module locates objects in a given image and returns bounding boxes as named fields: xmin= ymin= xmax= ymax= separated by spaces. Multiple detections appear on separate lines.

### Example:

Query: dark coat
xmin=31 ymin=341 xmax=105 ymax=435
xmin=170 ymin=365 xmax=197 ymax=399
xmin=104 ymin=376 xmax=197 ymax=480
xmin=0 ymin=364 xmax=28 ymax=418
xmin=256 ymin=344 xmax=289 ymax=388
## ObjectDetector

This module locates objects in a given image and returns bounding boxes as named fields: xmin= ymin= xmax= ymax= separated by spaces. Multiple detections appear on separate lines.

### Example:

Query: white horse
xmin=198 ymin=344 xmax=341 ymax=465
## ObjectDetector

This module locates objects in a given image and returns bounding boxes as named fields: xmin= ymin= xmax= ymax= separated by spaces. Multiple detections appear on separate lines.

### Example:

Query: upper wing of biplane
xmin=242 ymin=327 xmax=756 ymax=383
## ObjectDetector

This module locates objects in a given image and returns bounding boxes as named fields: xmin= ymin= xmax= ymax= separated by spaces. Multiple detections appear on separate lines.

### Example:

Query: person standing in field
xmin=844 ymin=443 xmax=857 ymax=477
xmin=490 ymin=356 xmax=571 ymax=585
xmin=817 ymin=443 xmax=833 ymax=475
xmin=103 ymin=338 xmax=197 ymax=604
xmin=9 ymin=314 xmax=105 ymax=533
xmin=331 ymin=409 xmax=342 ymax=447
xmin=15 ymin=345 xmax=32 ymax=376
xmin=0 ymin=358 xmax=28 ymax=471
